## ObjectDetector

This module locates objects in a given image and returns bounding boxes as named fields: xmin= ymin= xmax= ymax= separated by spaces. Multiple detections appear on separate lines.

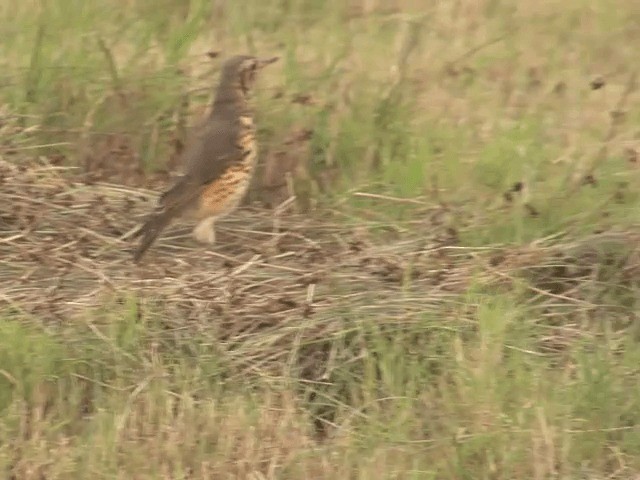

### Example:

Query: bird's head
xmin=219 ymin=55 xmax=279 ymax=96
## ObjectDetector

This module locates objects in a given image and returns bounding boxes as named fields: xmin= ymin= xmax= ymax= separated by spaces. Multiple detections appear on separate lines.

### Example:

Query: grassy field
xmin=1 ymin=0 xmax=640 ymax=478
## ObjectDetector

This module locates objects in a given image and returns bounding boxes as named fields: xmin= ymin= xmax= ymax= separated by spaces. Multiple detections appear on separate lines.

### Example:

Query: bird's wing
xmin=159 ymin=118 xmax=242 ymax=211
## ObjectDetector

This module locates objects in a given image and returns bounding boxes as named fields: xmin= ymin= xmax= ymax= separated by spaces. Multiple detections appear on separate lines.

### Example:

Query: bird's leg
xmin=192 ymin=216 xmax=217 ymax=244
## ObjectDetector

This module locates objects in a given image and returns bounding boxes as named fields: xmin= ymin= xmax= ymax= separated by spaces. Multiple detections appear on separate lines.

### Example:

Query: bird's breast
xmin=236 ymin=117 xmax=258 ymax=169
xmin=195 ymin=119 xmax=258 ymax=219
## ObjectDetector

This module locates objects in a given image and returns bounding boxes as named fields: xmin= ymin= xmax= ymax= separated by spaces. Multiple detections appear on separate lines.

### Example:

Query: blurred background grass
xmin=2 ymin=0 xmax=639 ymax=238
xmin=1 ymin=0 xmax=640 ymax=478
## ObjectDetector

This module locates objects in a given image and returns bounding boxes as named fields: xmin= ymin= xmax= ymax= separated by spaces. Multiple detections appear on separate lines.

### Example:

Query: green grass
xmin=2 ymin=291 xmax=639 ymax=478
xmin=1 ymin=0 xmax=640 ymax=478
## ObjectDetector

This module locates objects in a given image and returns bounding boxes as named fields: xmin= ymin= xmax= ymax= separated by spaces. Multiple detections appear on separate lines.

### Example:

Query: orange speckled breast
xmin=196 ymin=131 xmax=257 ymax=220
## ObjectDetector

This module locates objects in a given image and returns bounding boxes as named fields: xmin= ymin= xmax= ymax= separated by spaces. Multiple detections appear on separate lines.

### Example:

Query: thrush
xmin=132 ymin=54 xmax=278 ymax=263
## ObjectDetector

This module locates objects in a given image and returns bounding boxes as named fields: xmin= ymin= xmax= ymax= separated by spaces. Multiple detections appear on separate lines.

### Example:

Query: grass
xmin=1 ymin=0 xmax=640 ymax=478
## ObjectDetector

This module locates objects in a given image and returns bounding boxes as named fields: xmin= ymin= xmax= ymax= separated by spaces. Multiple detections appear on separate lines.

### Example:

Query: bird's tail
xmin=132 ymin=211 xmax=174 ymax=263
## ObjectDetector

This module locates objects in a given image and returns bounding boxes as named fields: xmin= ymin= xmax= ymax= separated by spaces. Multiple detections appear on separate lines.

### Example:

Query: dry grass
xmin=0 ymin=157 xmax=464 ymax=371
xmin=2 ymin=156 xmax=638 ymax=375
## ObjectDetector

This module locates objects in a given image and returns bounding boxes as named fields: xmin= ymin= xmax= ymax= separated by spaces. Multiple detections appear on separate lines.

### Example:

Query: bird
xmin=132 ymin=54 xmax=279 ymax=263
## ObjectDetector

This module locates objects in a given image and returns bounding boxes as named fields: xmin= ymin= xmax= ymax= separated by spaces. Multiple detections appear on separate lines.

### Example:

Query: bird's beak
xmin=257 ymin=56 xmax=279 ymax=68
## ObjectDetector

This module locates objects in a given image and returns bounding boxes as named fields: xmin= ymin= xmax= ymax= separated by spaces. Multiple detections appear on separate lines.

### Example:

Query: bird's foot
xmin=192 ymin=216 xmax=216 ymax=244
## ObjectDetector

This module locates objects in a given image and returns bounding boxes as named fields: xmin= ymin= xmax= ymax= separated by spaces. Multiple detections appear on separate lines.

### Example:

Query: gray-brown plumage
xmin=132 ymin=54 xmax=278 ymax=263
